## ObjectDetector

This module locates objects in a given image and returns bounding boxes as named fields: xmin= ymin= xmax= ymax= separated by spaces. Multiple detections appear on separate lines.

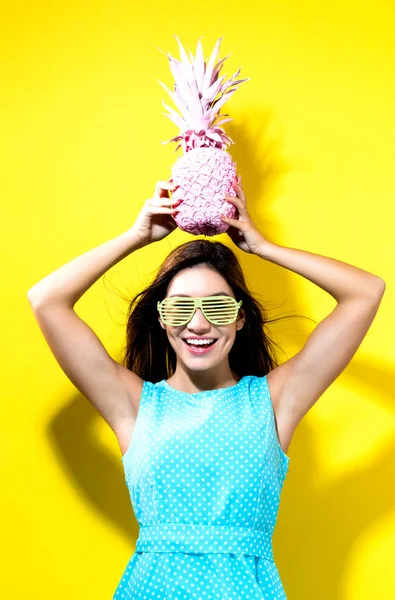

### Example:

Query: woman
xmin=27 ymin=177 xmax=386 ymax=599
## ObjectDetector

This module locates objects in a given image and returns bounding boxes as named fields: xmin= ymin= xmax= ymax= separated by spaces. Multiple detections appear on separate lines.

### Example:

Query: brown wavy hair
xmin=117 ymin=239 xmax=314 ymax=383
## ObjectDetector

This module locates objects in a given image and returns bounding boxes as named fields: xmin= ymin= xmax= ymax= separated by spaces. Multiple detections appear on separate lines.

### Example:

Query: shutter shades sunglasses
xmin=157 ymin=296 xmax=243 ymax=327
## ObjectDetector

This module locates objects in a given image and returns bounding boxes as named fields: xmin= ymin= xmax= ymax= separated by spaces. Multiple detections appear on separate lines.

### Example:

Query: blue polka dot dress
xmin=113 ymin=374 xmax=290 ymax=599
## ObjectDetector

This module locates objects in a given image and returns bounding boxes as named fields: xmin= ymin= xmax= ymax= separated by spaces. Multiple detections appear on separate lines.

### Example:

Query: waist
xmin=135 ymin=523 xmax=274 ymax=561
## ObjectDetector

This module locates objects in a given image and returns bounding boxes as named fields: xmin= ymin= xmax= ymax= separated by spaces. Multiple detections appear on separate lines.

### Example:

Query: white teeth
xmin=185 ymin=339 xmax=216 ymax=346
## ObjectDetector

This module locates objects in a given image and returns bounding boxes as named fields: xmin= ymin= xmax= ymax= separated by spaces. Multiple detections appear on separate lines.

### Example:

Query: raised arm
xmin=256 ymin=241 xmax=386 ymax=452
xmin=27 ymin=230 xmax=145 ymax=454
xmin=27 ymin=179 xmax=178 ymax=455
xmin=221 ymin=177 xmax=386 ymax=454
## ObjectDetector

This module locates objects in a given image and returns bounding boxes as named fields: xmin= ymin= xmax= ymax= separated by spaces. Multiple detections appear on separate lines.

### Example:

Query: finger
xmin=220 ymin=213 xmax=243 ymax=227
xmin=154 ymin=181 xmax=179 ymax=198
xmin=225 ymin=194 xmax=246 ymax=213
xmin=232 ymin=179 xmax=246 ymax=200
xmin=145 ymin=201 xmax=179 ymax=214
xmin=157 ymin=207 xmax=179 ymax=214
xmin=150 ymin=197 xmax=181 ymax=206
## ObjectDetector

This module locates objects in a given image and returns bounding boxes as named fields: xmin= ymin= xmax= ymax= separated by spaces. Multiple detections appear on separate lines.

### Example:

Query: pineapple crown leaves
xmin=157 ymin=36 xmax=250 ymax=152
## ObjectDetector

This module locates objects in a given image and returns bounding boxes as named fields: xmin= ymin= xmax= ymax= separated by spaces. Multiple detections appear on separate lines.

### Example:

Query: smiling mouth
xmin=182 ymin=338 xmax=217 ymax=348
xmin=182 ymin=339 xmax=218 ymax=349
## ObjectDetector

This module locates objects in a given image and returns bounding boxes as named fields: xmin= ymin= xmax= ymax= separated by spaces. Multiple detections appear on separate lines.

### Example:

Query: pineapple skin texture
xmin=170 ymin=147 xmax=238 ymax=237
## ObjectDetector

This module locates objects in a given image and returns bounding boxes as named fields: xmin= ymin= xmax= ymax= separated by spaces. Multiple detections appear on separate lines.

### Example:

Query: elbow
xmin=27 ymin=289 xmax=40 ymax=310
xmin=27 ymin=287 xmax=47 ymax=310
xmin=369 ymin=277 xmax=386 ymax=300
xmin=27 ymin=288 xmax=74 ymax=311
xmin=375 ymin=277 xmax=386 ymax=292
xmin=27 ymin=288 xmax=35 ymax=303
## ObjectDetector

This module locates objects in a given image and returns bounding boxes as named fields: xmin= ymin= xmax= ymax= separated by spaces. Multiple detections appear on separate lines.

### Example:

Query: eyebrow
xmin=168 ymin=292 xmax=232 ymax=298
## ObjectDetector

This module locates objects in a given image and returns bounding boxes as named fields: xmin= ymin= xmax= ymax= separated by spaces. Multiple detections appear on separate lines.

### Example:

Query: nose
xmin=187 ymin=307 xmax=211 ymax=330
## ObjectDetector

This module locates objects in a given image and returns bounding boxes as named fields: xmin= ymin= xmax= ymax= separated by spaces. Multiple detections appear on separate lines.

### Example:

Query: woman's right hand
xmin=130 ymin=180 xmax=181 ymax=247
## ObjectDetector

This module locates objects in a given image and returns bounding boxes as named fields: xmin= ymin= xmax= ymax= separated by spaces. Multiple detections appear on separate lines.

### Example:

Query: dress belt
xmin=135 ymin=523 xmax=274 ymax=561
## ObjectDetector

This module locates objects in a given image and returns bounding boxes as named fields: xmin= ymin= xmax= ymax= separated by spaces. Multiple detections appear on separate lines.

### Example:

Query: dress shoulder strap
xmin=121 ymin=380 xmax=155 ymax=463
xmin=248 ymin=374 xmax=290 ymax=478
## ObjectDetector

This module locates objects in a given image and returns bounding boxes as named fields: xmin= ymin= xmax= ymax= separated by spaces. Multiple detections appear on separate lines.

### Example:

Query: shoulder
xmin=244 ymin=371 xmax=284 ymax=408
xmin=243 ymin=371 xmax=293 ymax=456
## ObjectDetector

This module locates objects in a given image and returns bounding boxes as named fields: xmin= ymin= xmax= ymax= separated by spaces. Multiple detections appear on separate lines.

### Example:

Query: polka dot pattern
xmin=113 ymin=375 xmax=290 ymax=599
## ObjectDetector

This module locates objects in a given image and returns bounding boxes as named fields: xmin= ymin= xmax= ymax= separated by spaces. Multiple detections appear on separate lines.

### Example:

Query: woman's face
xmin=158 ymin=266 xmax=245 ymax=371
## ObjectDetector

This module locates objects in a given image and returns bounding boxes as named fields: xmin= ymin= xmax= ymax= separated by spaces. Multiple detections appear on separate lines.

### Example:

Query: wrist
xmin=122 ymin=228 xmax=147 ymax=252
xmin=253 ymin=239 xmax=279 ymax=260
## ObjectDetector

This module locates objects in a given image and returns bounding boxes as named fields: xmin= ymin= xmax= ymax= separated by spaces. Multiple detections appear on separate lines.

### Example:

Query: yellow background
xmin=2 ymin=1 xmax=394 ymax=598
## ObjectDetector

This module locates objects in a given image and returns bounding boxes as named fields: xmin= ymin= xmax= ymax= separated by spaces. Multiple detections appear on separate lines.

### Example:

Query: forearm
xmin=27 ymin=229 xmax=144 ymax=309
xmin=256 ymin=240 xmax=385 ymax=302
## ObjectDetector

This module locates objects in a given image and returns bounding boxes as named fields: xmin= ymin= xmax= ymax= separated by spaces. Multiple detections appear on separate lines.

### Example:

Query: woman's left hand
xmin=220 ymin=176 xmax=267 ymax=255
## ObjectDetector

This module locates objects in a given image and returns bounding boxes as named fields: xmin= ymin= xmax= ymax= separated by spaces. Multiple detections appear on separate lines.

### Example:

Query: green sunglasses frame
xmin=157 ymin=295 xmax=243 ymax=326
